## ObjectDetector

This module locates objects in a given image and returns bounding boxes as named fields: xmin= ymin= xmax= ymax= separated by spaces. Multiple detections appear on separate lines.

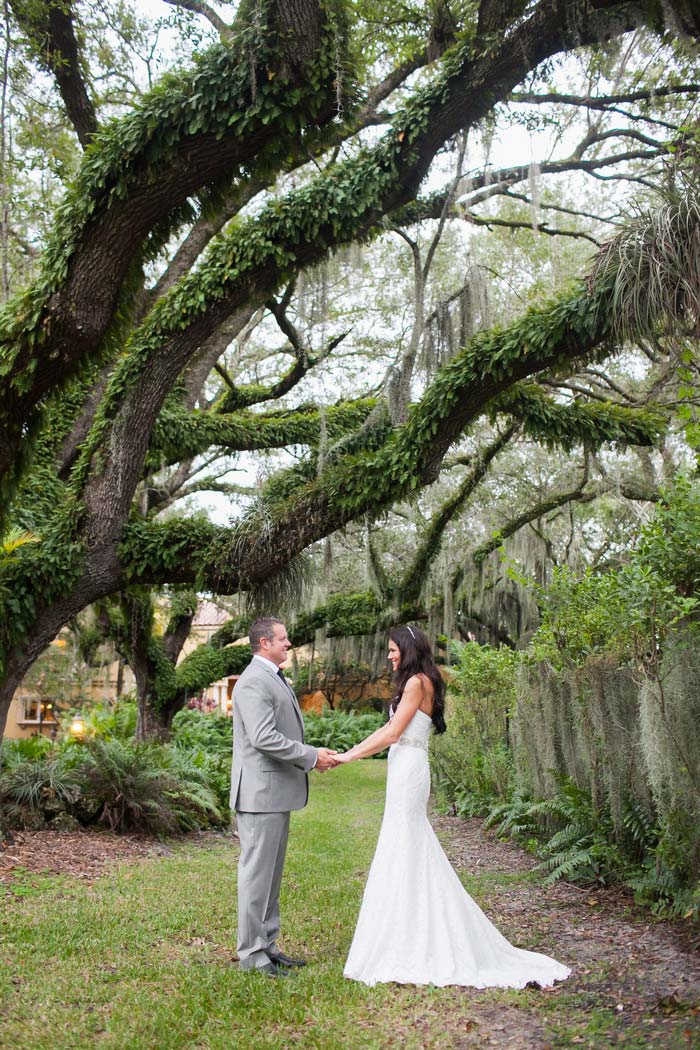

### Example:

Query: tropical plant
xmin=76 ymin=699 xmax=139 ymax=741
xmin=0 ymin=528 xmax=39 ymax=559
xmin=303 ymin=710 xmax=386 ymax=754
xmin=0 ymin=751 xmax=82 ymax=827
xmin=77 ymin=737 xmax=224 ymax=835
xmin=0 ymin=734 xmax=54 ymax=766
xmin=171 ymin=707 xmax=233 ymax=753
xmin=484 ymin=775 xmax=626 ymax=886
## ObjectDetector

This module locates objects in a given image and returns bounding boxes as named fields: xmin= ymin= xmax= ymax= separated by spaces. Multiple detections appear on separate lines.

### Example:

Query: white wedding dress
xmin=344 ymin=709 xmax=571 ymax=988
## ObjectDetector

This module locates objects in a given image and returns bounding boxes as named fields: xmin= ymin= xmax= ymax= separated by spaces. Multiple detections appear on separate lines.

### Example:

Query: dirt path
xmin=430 ymin=809 xmax=700 ymax=1049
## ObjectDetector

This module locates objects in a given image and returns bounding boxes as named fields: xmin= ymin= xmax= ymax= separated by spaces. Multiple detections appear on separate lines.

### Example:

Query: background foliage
xmin=433 ymin=477 xmax=700 ymax=920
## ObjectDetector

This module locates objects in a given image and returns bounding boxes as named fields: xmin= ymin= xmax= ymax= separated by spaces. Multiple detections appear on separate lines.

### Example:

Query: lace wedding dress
xmin=344 ymin=709 xmax=571 ymax=988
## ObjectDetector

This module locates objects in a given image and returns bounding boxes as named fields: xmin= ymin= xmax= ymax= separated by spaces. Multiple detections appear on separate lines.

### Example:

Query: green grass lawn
xmin=1 ymin=762 xmax=471 ymax=1050
xmin=1 ymin=763 xmax=698 ymax=1049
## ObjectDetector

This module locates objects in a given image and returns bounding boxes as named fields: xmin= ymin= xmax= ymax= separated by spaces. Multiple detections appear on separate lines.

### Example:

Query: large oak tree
xmin=1 ymin=0 xmax=699 ymax=740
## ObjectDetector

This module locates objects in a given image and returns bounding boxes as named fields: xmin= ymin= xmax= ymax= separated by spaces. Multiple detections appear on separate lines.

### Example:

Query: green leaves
xmin=289 ymin=591 xmax=382 ymax=645
xmin=303 ymin=710 xmax=386 ymax=755
xmin=531 ymin=476 xmax=700 ymax=671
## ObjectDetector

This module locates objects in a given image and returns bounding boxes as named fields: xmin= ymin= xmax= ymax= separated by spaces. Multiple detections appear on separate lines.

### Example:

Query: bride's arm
xmin=336 ymin=677 xmax=425 ymax=762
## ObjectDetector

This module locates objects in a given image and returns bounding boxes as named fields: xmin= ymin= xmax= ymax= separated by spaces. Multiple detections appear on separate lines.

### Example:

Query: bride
xmin=336 ymin=625 xmax=571 ymax=989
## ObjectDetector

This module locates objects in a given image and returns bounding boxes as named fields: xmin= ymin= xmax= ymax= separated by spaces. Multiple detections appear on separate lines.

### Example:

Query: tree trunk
xmin=135 ymin=688 xmax=173 ymax=742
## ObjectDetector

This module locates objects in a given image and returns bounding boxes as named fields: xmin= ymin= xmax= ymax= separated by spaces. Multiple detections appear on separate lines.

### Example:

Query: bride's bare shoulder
xmin=406 ymin=673 xmax=434 ymax=711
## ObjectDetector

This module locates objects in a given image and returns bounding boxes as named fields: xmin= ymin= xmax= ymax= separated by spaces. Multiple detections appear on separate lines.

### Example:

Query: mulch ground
xmin=0 ymin=828 xmax=233 ymax=884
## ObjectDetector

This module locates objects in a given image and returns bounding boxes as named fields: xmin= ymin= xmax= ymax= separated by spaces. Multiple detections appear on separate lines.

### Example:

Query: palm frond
xmin=591 ymin=170 xmax=700 ymax=345
xmin=0 ymin=527 xmax=40 ymax=557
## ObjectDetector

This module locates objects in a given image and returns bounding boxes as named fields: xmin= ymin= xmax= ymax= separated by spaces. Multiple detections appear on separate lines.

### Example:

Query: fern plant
xmin=620 ymin=796 xmax=659 ymax=861
xmin=303 ymin=711 xmax=386 ymax=755
xmin=627 ymin=863 xmax=700 ymax=921
xmin=484 ymin=792 xmax=540 ymax=844
xmin=485 ymin=775 xmax=625 ymax=886
xmin=157 ymin=746 xmax=225 ymax=830
xmin=171 ymin=707 xmax=232 ymax=753
xmin=77 ymin=738 xmax=223 ymax=835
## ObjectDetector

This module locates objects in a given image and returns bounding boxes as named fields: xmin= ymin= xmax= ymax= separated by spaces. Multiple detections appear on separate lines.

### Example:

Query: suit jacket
xmin=230 ymin=657 xmax=318 ymax=813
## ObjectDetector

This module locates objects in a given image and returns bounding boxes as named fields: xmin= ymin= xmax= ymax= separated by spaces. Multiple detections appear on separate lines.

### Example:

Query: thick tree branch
xmin=0 ymin=0 xmax=347 ymax=491
xmin=143 ymin=49 xmax=435 ymax=317
xmin=163 ymin=592 xmax=198 ymax=663
xmin=75 ymin=0 xmax=667 ymax=548
xmin=146 ymin=397 xmax=376 ymax=468
xmin=493 ymin=383 xmax=665 ymax=449
xmin=287 ymin=591 xmax=400 ymax=647
xmin=117 ymin=274 xmax=668 ymax=593
xmin=10 ymin=0 xmax=98 ymax=147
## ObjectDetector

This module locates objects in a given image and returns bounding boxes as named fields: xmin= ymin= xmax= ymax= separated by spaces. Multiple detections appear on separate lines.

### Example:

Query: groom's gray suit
xmin=231 ymin=654 xmax=318 ymax=970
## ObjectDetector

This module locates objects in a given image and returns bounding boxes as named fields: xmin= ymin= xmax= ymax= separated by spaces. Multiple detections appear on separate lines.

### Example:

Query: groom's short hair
xmin=249 ymin=617 xmax=284 ymax=652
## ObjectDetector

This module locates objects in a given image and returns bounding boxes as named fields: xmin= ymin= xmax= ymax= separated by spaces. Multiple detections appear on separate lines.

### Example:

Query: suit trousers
xmin=236 ymin=810 xmax=291 ymax=969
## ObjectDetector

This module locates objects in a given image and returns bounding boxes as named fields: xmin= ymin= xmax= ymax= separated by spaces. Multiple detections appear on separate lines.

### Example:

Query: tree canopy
xmin=1 ymin=0 xmax=700 ymax=739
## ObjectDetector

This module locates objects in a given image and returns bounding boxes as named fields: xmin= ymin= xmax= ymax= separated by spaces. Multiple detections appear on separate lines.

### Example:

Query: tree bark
xmin=0 ymin=0 xmax=342 ymax=492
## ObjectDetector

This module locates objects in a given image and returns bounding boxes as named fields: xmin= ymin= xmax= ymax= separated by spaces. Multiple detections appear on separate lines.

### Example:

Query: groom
xmin=231 ymin=617 xmax=338 ymax=977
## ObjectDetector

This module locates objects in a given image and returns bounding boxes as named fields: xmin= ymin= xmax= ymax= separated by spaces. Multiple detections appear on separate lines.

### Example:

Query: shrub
xmin=77 ymin=738 xmax=224 ymax=835
xmin=171 ymin=709 xmax=233 ymax=812
xmin=60 ymin=698 xmax=138 ymax=742
xmin=303 ymin=710 xmax=386 ymax=754
xmin=1 ymin=734 xmax=54 ymax=767
xmin=485 ymin=774 xmax=628 ymax=887
xmin=431 ymin=641 xmax=519 ymax=812
xmin=171 ymin=707 xmax=232 ymax=753
xmin=0 ymin=749 xmax=82 ymax=828
xmin=491 ymin=478 xmax=700 ymax=919
xmin=152 ymin=746 xmax=227 ymax=831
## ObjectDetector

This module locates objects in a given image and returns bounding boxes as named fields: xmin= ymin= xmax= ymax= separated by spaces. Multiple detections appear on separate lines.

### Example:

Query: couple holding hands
xmin=231 ymin=617 xmax=570 ymax=987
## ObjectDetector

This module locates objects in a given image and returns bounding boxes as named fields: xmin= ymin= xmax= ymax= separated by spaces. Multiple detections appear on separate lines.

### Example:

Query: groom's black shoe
xmin=267 ymin=950 xmax=307 ymax=968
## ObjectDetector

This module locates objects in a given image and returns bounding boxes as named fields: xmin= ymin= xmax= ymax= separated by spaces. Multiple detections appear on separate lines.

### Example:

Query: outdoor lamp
xmin=69 ymin=714 xmax=85 ymax=738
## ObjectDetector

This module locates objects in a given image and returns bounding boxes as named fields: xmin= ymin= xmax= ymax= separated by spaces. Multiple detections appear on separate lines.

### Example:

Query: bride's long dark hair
xmin=389 ymin=625 xmax=446 ymax=734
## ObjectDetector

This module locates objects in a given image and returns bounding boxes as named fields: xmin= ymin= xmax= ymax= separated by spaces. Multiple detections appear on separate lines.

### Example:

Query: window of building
xmin=21 ymin=697 xmax=57 ymax=723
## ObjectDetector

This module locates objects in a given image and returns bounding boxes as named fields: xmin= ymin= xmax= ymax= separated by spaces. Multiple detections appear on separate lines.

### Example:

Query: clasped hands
xmin=314 ymin=747 xmax=355 ymax=772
